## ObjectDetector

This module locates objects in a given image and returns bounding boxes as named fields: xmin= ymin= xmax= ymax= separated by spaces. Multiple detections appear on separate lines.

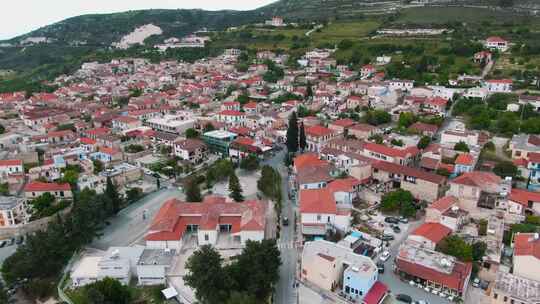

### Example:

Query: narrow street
xmin=264 ymin=149 xmax=298 ymax=304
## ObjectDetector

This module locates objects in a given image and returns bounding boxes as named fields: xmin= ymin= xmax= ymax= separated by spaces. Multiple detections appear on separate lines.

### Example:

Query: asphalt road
xmin=264 ymin=149 xmax=298 ymax=304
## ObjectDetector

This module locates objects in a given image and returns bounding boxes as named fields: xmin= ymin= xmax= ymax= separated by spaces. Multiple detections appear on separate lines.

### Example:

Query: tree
xmin=84 ymin=278 xmax=132 ymax=304
xmin=454 ymin=141 xmax=470 ymax=152
xmin=299 ymin=122 xmax=307 ymax=151
xmin=365 ymin=110 xmax=391 ymax=126
xmin=436 ymin=168 xmax=451 ymax=177
xmin=286 ymin=112 xmax=299 ymax=153
xmin=472 ymin=241 xmax=487 ymax=261
xmin=0 ymin=124 xmax=5 ymax=134
xmin=436 ymin=235 xmax=473 ymax=262
xmin=306 ymin=82 xmax=313 ymax=99
xmin=60 ymin=169 xmax=79 ymax=187
xmin=239 ymin=154 xmax=260 ymax=171
xmin=185 ymin=177 xmax=202 ymax=202
xmin=380 ymin=189 xmax=416 ymax=217
xmin=228 ymin=172 xmax=244 ymax=202
xmin=185 ymin=245 xmax=230 ymax=304
xmin=226 ymin=292 xmax=258 ymax=304
xmin=228 ymin=240 xmax=281 ymax=299
xmin=105 ymin=176 xmax=121 ymax=215
xmin=493 ymin=161 xmax=518 ymax=178
xmin=185 ymin=128 xmax=200 ymax=139
xmin=203 ymin=123 xmax=215 ymax=133
xmin=398 ymin=112 xmax=417 ymax=128
xmin=93 ymin=159 xmax=104 ymax=174
xmin=126 ymin=187 xmax=142 ymax=203
xmin=417 ymin=136 xmax=431 ymax=149
xmin=206 ymin=159 xmax=235 ymax=187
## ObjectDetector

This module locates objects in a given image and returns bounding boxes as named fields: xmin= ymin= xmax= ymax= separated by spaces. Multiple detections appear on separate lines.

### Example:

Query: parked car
xmin=15 ymin=236 xmax=23 ymax=245
xmin=393 ymin=226 xmax=401 ymax=233
xmin=381 ymin=234 xmax=395 ymax=241
xmin=0 ymin=240 xmax=6 ymax=248
xmin=399 ymin=216 xmax=409 ymax=223
xmin=396 ymin=294 xmax=413 ymax=303
xmin=7 ymin=238 xmax=15 ymax=246
xmin=472 ymin=278 xmax=480 ymax=288
xmin=384 ymin=217 xmax=399 ymax=224
xmin=282 ymin=217 xmax=289 ymax=226
xmin=376 ymin=262 xmax=385 ymax=273
xmin=379 ymin=250 xmax=391 ymax=262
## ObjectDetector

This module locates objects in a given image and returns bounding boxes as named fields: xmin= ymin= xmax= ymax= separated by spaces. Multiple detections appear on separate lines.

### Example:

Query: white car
xmin=379 ymin=250 xmax=391 ymax=262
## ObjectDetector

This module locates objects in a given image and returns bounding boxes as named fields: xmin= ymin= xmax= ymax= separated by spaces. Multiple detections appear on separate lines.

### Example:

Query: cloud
xmin=0 ymin=0 xmax=276 ymax=40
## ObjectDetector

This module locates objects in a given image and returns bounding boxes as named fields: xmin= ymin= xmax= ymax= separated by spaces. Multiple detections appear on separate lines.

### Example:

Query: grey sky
xmin=1 ymin=0 xmax=277 ymax=40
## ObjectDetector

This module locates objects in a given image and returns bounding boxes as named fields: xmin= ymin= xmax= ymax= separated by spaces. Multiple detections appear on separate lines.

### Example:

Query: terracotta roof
xmin=306 ymin=125 xmax=334 ymax=137
xmin=331 ymin=119 xmax=356 ymax=128
xmin=420 ymin=157 xmax=440 ymax=170
xmin=294 ymin=153 xmax=326 ymax=170
xmin=79 ymin=137 xmax=97 ymax=145
xmin=25 ymin=181 xmax=71 ymax=192
xmin=509 ymin=188 xmax=540 ymax=207
xmin=411 ymin=222 xmax=452 ymax=243
xmin=363 ymin=282 xmax=388 ymax=304
xmin=350 ymin=123 xmax=377 ymax=132
xmin=486 ymin=36 xmax=508 ymax=43
xmin=486 ymin=79 xmax=512 ymax=84
xmin=146 ymin=196 xmax=266 ymax=241
xmin=451 ymin=171 xmax=500 ymax=187
xmin=529 ymin=152 xmax=540 ymax=163
xmin=299 ymin=188 xmax=337 ymax=214
xmin=219 ymin=110 xmax=244 ymax=116
xmin=426 ymin=97 xmax=448 ymax=107
xmin=429 ymin=196 xmax=458 ymax=212
xmin=174 ymin=139 xmax=206 ymax=152
xmin=244 ymin=102 xmax=258 ymax=109
xmin=455 ymin=153 xmax=474 ymax=166
xmin=373 ymin=161 xmax=446 ymax=184
xmin=0 ymin=159 xmax=23 ymax=167
xmin=529 ymin=136 xmax=540 ymax=146
xmin=364 ymin=142 xmax=420 ymax=158
xmin=514 ymin=233 xmax=540 ymax=259
xmin=327 ymin=177 xmax=361 ymax=193
xmin=409 ymin=122 xmax=438 ymax=133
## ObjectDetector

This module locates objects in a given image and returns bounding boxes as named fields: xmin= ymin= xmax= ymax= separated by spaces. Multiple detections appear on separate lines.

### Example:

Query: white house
xmin=483 ymin=79 xmax=512 ymax=93
xmin=484 ymin=36 xmax=509 ymax=52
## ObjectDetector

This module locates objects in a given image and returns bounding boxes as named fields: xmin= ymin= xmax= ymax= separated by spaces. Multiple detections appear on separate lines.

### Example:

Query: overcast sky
xmin=1 ymin=0 xmax=277 ymax=40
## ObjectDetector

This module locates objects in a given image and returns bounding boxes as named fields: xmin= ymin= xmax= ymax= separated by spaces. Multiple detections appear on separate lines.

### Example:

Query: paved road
xmin=378 ymin=220 xmax=452 ymax=304
xmin=91 ymin=187 xmax=183 ymax=250
xmin=264 ymin=149 xmax=298 ymax=304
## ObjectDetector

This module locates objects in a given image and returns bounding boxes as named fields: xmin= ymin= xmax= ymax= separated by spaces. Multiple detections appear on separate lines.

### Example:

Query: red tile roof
xmin=455 ymin=153 xmax=474 ymax=166
xmin=306 ymin=125 xmax=334 ymax=137
xmin=294 ymin=153 xmax=327 ymax=170
xmin=331 ymin=119 xmax=356 ymax=128
xmin=411 ymin=222 xmax=452 ymax=243
xmin=364 ymin=142 xmax=420 ymax=158
xmin=528 ymin=152 xmax=540 ymax=163
xmin=514 ymin=233 xmax=540 ymax=259
xmin=429 ymin=196 xmax=458 ymax=212
xmin=0 ymin=159 xmax=23 ymax=167
xmin=219 ymin=110 xmax=244 ymax=116
xmin=363 ymin=282 xmax=388 ymax=304
xmin=25 ymin=181 xmax=71 ymax=192
xmin=146 ymin=196 xmax=266 ymax=241
xmin=79 ymin=137 xmax=97 ymax=145
xmin=327 ymin=177 xmax=361 ymax=193
xmin=451 ymin=171 xmax=500 ymax=187
xmin=409 ymin=122 xmax=438 ymax=134
xmin=373 ymin=161 xmax=446 ymax=184
xmin=426 ymin=97 xmax=448 ymax=107
xmin=486 ymin=36 xmax=508 ymax=43
xmin=486 ymin=79 xmax=512 ymax=84
xmin=299 ymin=188 xmax=337 ymax=214
xmin=509 ymin=188 xmax=540 ymax=207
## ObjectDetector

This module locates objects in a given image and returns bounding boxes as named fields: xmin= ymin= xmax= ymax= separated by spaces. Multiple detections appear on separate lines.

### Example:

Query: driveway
xmin=91 ymin=187 xmax=183 ymax=250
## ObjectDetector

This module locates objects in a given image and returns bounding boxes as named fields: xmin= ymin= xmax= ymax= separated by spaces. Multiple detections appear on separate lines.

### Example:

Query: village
xmin=0 ymin=18 xmax=539 ymax=304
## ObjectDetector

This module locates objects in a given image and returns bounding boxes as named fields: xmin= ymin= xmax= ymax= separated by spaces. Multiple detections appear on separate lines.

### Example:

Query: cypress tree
xmin=105 ymin=176 xmax=121 ymax=215
xmin=228 ymin=172 xmax=244 ymax=202
xmin=286 ymin=111 xmax=299 ymax=153
xmin=299 ymin=122 xmax=307 ymax=152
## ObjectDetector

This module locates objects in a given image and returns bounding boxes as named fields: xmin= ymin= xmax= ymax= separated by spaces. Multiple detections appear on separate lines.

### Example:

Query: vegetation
xmin=286 ymin=111 xmax=299 ymax=153
xmin=92 ymin=159 xmax=104 ymax=174
xmin=436 ymin=235 xmax=473 ymax=262
xmin=239 ymin=154 xmax=260 ymax=171
xmin=228 ymin=172 xmax=244 ymax=202
xmin=71 ymin=277 xmax=132 ymax=304
xmin=185 ymin=128 xmax=200 ymax=139
xmin=299 ymin=122 xmax=307 ymax=152
xmin=206 ymin=159 xmax=234 ymax=187
xmin=364 ymin=110 xmax=391 ymax=126
xmin=29 ymin=193 xmax=71 ymax=219
xmin=185 ymin=176 xmax=203 ymax=202
xmin=125 ymin=144 xmax=145 ymax=153
xmin=257 ymin=165 xmax=283 ymax=214
xmin=105 ymin=176 xmax=122 ymax=215
xmin=454 ymin=141 xmax=470 ymax=152
xmin=417 ymin=136 xmax=431 ymax=149
xmin=185 ymin=240 xmax=281 ymax=304
xmin=493 ymin=161 xmax=518 ymax=178
xmin=380 ymin=189 xmax=416 ymax=217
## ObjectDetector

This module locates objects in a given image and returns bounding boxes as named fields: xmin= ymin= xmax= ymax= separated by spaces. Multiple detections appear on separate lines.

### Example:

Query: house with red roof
xmin=372 ymin=161 xmax=447 ymax=202
xmin=362 ymin=142 xmax=420 ymax=166
xmin=484 ymin=36 xmax=509 ymax=52
xmin=112 ymin=116 xmax=142 ymax=131
xmin=328 ymin=119 xmax=356 ymax=134
xmin=90 ymin=146 xmax=123 ymax=164
xmin=299 ymin=187 xmax=351 ymax=236
xmin=305 ymin=125 xmax=339 ymax=153
xmin=425 ymin=196 xmax=468 ymax=231
xmin=243 ymin=101 xmax=259 ymax=115
xmin=145 ymin=196 xmax=266 ymax=250
xmin=512 ymin=233 xmax=540 ymax=282
xmin=407 ymin=222 xmax=452 ymax=250
xmin=408 ymin=122 xmax=438 ymax=137
xmin=421 ymin=97 xmax=448 ymax=116
xmin=349 ymin=123 xmax=380 ymax=139
xmin=395 ymin=243 xmax=472 ymax=297
xmin=474 ymin=51 xmax=492 ymax=64
xmin=173 ymin=139 xmax=208 ymax=164
xmin=0 ymin=159 xmax=23 ymax=180
xmin=24 ymin=181 xmax=72 ymax=200
xmin=507 ymin=188 xmax=540 ymax=217
xmin=454 ymin=153 xmax=475 ymax=174
xmin=360 ymin=64 xmax=376 ymax=78
xmin=483 ymin=79 xmax=512 ymax=93
xmin=217 ymin=110 xmax=246 ymax=127
xmin=228 ymin=136 xmax=272 ymax=161
xmin=221 ymin=101 xmax=241 ymax=112
xmin=448 ymin=171 xmax=503 ymax=213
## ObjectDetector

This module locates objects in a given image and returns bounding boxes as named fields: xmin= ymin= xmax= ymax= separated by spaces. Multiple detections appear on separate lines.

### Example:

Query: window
xmin=317 ymin=215 xmax=321 ymax=221
xmin=204 ymin=234 xmax=209 ymax=241
xmin=327 ymin=216 xmax=331 ymax=223
xmin=504 ymin=296 xmax=508 ymax=302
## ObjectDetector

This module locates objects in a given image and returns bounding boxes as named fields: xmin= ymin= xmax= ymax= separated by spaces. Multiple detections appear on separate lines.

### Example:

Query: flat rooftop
xmin=138 ymin=249 xmax=176 ymax=266
xmin=398 ymin=244 xmax=455 ymax=275
xmin=203 ymin=130 xmax=237 ymax=139
xmin=302 ymin=240 xmax=376 ymax=275
xmin=494 ymin=271 xmax=540 ymax=302
xmin=0 ymin=196 xmax=23 ymax=210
